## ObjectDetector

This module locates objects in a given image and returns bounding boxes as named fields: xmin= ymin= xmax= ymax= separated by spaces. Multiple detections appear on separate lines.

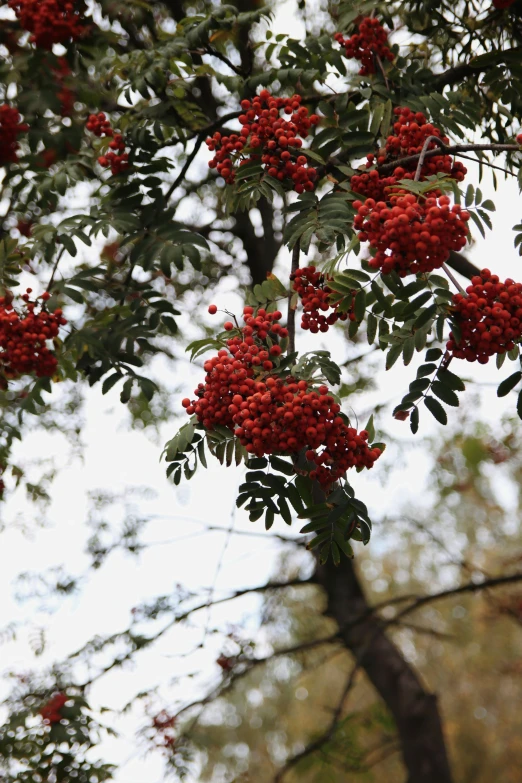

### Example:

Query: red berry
xmin=208 ymin=304 xmax=217 ymax=314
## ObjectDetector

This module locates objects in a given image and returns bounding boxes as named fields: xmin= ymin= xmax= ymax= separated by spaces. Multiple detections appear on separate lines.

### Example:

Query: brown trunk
xmin=316 ymin=557 xmax=454 ymax=783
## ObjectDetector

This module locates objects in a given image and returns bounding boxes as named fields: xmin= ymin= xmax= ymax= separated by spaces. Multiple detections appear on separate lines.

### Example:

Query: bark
xmin=316 ymin=557 xmax=454 ymax=783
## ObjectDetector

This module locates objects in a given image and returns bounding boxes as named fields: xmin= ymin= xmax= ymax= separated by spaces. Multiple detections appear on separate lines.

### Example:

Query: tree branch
xmin=431 ymin=46 xmax=522 ymax=89
xmin=376 ymin=142 xmax=519 ymax=177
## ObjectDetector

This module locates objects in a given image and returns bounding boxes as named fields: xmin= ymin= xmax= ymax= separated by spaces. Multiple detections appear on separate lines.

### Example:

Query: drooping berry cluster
xmin=354 ymin=193 xmax=470 ymax=276
xmin=384 ymin=107 xmax=467 ymax=182
xmin=351 ymin=107 xmax=467 ymax=201
xmin=8 ymin=0 xmax=85 ymax=49
xmin=85 ymin=113 xmax=129 ymax=175
xmin=291 ymin=266 xmax=351 ymax=333
xmin=447 ymin=269 xmax=522 ymax=363
xmin=334 ymin=18 xmax=394 ymax=76
xmin=39 ymin=692 xmax=68 ymax=724
xmin=183 ymin=308 xmax=380 ymax=489
xmin=0 ymin=290 xmax=66 ymax=380
xmin=0 ymin=105 xmax=28 ymax=165
xmin=205 ymin=90 xmax=320 ymax=193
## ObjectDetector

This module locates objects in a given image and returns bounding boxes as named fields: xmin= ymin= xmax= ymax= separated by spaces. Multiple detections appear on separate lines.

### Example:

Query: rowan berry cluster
xmin=8 ymin=0 xmax=85 ymax=49
xmin=0 ymin=290 xmax=66 ymax=380
xmin=205 ymin=90 xmax=320 ymax=193
xmin=447 ymin=269 xmax=522 ymax=363
xmin=291 ymin=266 xmax=351 ymax=333
xmin=85 ymin=113 xmax=129 ymax=175
xmin=183 ymin=307 xmax=380 ymax=489
xmin=353 ymin=192 xmax=470 ymax=276
xmin=0 ymin=104 xmax=28 ymax=165
xmin=39 ymin=692 xmax=68 ymax=724
xmin=334 ymin=18 xmax=394 ymax=76
xmin=351 ymin=107 xmax=466 ymax=201
xmin=384 ymin=107 xmax=467 ymax=181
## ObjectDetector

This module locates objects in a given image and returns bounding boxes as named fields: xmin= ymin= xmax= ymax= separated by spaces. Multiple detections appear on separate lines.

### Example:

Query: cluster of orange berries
xmin=334 ymin=18 xmax=394 ymax=76
xmin=0 ymin=290 xmax=65 ymax=380
xmin=39 ymin=692 xmax=68 ymax=724
xmin=8 ymin=0 xmax=85 ymax=49
xmin=183 ymin=307 xmax=380 ymax=489
xmin=448 ymin=270 xmax=522 ymax=363
xmin=291 ymin=266 xmax=351 ymax=333
xmin=353 ymin=193 xmax=470 ymax=276
xmin=206 ymin=90 xmax=320 ymax=193
xmin=0 ymin=104 xmax=28 ymax=165
xmin=352 ymin=108 xmax=467 ymax=202
xmin=85 ymin=113 xmax=129 ymax=175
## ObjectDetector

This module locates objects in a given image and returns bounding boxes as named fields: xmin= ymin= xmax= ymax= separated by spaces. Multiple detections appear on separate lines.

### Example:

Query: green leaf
xmin=431 ymin=381 xmax=459 ymax=407
xmin=424 ymin=395 xmax=448 ymax=424
xmin=366 ymin=312 xmax=377 ymax=345
xmin=265 ymin=508 xmax=275 ymax=530
xmin=497 ymin=371 xmax=522 ymax=397
xmin=270 ymin=456 xmax=295 ymax=476
xmin=410 ymin=406 xmax=419 ymax=434
xmin=386 ymin=343 xmax=403 ymax=370
xmin=437 ymin=368 xmax=465 ymax=391
xmin=102 ymin=371 xmax=123 ymax=394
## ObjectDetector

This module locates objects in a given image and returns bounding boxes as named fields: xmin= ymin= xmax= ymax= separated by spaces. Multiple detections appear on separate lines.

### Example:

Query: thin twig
xmin=287 ymin=241 xmax=300 ymax=355
xmin=47 ymin=247 xmax=66 ymax=291
xmin=442 ymin=262 xmax=467 ymax=294
xmin=165 ymin=111 xmax=242 ymax=201
xmin=414 ymin=136 xmax=447 ymax=181
xmin=203 ymin=46 xmax=245 ymax=76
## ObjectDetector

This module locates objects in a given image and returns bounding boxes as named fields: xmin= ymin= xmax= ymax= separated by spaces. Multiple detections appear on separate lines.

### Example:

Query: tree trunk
xmin=316 ymin=557 xmax=454 ymax=783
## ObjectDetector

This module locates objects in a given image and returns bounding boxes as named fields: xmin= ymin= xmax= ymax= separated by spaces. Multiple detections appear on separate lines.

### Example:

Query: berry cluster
xmin=384 ymin=107 xmax=467 ymax=182
xmin=8 ymin=0 xmax=85 ymax=49
xmin=334 ymin=18 xmax=394 ymax=76
xmin=354 ymin=193 xmax=470 ymax=276
xmin=39 ymin=692 xmax=68 ymax=724
xmin=0 ymin=104 xmax=28 ymax=166
xmin=85 ymin=113 xmax=129 ymax=175
xmin=351 ymin=107 xmax=467 ymax=201
xmin=206 ymin=90 xmax=320 ymax=193
xmin=0 ymin=290 xmax=66 ymax=380
xmin=291 ymin=266 xmax=351 ymax=333
xmin=182 ymin=307 xmax=380 ymax=489
xmin=447 ymin=269 xmax=522 ymax=363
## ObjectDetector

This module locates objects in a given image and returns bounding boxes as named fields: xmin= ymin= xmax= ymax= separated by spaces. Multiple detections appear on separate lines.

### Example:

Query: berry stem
xmin=414 ymin=135 xmax=447 ymax=181
xmin=442 ymin=262 xmax=467 ymax=295
xmin=287 ymin=241 xmax=300 ymax=355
